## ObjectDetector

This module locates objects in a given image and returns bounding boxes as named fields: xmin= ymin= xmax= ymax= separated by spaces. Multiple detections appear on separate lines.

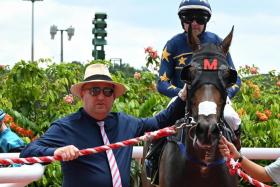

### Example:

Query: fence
xmin=1 ymin=147 xmax=280 ymax=186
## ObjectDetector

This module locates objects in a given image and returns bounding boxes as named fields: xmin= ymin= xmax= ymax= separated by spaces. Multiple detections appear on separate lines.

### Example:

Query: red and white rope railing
xmin=0 ymin=125 xmax=274 ymax=187
xmin=227 ymin=156 xmax=271 ymax=187
xmin=0 ymin=126 xmax=177 ymax=166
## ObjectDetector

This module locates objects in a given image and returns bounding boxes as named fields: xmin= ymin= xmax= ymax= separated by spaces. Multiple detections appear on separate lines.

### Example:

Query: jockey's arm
xmin=157 ymin=46 xmax=181 ymax=98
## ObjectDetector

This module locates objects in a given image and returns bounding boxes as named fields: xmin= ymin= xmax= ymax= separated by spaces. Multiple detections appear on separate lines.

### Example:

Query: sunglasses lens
xmin=181 ymin=15 xmax=193 ymax=24
xmin=103 ymin=87 xmax=114 ymax=97
xmin=195 ymin=15 xmax=208 ymax=24
xmin=181 ymin=14 xmax=208 ymax=25
xmin=90 ymin=87 xmax=101 ymax=96
xmin=89 ymin=87 xmax=114 ymax=97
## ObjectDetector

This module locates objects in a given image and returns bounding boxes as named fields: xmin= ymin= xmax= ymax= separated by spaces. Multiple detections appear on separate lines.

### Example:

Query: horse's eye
xmin=221 ymin=69 xmax=237 ymax=88
xmin=181 ymin=66 xmax=196 ymax=85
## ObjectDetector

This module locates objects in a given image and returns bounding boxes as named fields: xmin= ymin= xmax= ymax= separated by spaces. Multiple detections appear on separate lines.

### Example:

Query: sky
xmin=1 ymin=0 xmax=280 ymax=73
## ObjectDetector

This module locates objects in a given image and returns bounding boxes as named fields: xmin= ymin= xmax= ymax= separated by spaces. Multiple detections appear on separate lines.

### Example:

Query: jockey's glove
xmin=178 ymin=84 xmax=187 ymax=101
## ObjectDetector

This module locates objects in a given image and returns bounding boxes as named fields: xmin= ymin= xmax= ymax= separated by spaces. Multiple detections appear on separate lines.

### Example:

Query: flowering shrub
xmin=145 ymin=47 xmax=159 ymax=62
xmin=0 ymin=60 xmax=279 ymax=187
xmin=245 ymin=80 xmax=261 ymax=99
xmin=235 ymin=66 xmax=280 ymax=149
xmin=239 ymin=65 xmax=259 ymax=77
xmin=234 ymin=65 xmax=280 ymax=187
xmin=144 ymin=46 xmax=160 ymax=73
xmin=4 ymin=113 xmax=35 ymax=140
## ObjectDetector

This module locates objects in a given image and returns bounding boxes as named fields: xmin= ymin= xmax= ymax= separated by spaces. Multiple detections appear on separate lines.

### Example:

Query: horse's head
xmin=180 ymin=26 xmax=237 ymax=165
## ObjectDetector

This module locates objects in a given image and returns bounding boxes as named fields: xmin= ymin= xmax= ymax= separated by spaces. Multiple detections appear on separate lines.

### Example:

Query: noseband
xmin=170 ymin=114 xmax=227 ymax=169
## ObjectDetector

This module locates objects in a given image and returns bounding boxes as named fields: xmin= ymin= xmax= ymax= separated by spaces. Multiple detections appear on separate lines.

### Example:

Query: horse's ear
xmin=188 ymin=26 xmax=201 ymax=51
xmin=181 ymin=65 xmax=195 ymax=85
xmin=221 ymin=26 xmax=234 ymax=54
xmin=222 ymin=69 xmax=237 ymax=88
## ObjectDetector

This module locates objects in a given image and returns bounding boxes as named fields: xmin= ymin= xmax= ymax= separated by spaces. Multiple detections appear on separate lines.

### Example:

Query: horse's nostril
xmin=196 ymin=123 xmax=210 ymax=143
xmin=210 ymin=124 xmax=220 ymax=136
xmin=196 ymin=124 xmax=204 ymax=135
xmin=196 ymin=122 xmax=220 ymax=145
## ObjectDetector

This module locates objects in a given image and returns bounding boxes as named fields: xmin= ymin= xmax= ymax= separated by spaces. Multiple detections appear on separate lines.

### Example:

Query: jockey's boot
xmin=144 ymin=138 xmax=166 ymax=185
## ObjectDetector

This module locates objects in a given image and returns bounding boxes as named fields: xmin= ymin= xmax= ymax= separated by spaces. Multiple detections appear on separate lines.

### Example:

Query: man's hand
xmin=54 ymin=145 xmax=80 ymax=161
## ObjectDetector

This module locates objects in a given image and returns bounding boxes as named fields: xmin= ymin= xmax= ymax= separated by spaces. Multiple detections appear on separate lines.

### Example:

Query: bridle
xmin=172 ymin=43 xmax=238 ymax=169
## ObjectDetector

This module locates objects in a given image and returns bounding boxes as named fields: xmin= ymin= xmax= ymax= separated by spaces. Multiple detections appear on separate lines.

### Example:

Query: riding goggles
xmin=88 ymin=87 xmax=114 ymax=97
xmin=180 ymin=14 xmax=209 ymax=25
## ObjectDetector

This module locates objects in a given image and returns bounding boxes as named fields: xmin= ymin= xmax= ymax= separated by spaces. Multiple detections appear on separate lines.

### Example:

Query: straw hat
xmin=70 ymin=64 xmax=126 ymax=98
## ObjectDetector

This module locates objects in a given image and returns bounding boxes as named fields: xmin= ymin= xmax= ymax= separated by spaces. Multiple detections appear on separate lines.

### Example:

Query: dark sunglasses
xmin=88 ymin=87 xmax=114 ymax=97
xmin=180 ymin=14 xmax=209 ymax=25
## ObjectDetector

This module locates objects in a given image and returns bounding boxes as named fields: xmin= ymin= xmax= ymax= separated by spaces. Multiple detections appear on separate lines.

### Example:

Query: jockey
xmin=157 ymin=0 xmax=242 ymax=135
xmin=146 ymin=0 xmax=242 ymax=184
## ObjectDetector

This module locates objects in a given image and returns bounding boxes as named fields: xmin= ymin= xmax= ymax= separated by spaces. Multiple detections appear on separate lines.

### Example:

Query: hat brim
xmin=70 ymin=80 xmax=126 ymax=98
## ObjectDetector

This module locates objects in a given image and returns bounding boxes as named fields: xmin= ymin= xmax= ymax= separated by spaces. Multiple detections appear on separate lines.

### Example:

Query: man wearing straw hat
xmin=20 ymin=63 xmax=187 ymax=187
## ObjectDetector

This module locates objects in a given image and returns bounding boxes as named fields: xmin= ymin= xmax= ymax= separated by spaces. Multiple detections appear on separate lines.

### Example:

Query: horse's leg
xmin=159 ymin=142 xmax=187 ymax=187
xmin=141 ymin=167 xmax=156 ymax=187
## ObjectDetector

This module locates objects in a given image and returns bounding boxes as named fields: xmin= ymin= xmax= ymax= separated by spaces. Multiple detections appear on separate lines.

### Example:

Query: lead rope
xmin=226 ymin=155 xmax=271 ymax=187
xmin=0 ymin=125 xmax=179 ymax=166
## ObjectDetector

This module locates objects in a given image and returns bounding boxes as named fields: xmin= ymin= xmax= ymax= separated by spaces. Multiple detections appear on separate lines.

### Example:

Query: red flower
xmin=10 ymin=122 xmax=16 ymax=129
xmin=144 ymin=46 xmax=160 ymax=69
xmin=250 ymin=67 xmax=258 ymax=74
xmin=277 ymin=81 xmax=280 ymax=87
xmin=145 ymin=47 xmax=159 ymax=60
xmin=63 ymin=94 xmax=74 ymax=104
xmin=256 ymin=111 xmax=268 ymax=121
xmin=264 ymin=109 xmax=272 ymax=118
xmin=4 ymin=114 xmax=13 ymax=124
xmin=134 ymin=72 xmax=141 ymax=80
xmin=144 ymin=46 xmax=153 ymax=53
xmin=3 ymin=113 xmax=35 ymax=139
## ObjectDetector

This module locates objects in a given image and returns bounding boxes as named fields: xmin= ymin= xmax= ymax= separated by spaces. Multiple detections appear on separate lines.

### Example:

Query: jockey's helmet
xmin=178 ymin=0 xmax=212 ymax=29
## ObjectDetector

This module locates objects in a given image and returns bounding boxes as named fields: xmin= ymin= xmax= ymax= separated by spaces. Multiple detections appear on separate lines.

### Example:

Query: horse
xmin=142 ymin=26 xmax=239 ymax=187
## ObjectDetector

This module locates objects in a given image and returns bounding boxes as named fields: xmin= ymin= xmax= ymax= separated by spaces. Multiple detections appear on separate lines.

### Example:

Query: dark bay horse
xmin=143 ymin=27 xmax=239 ymax=187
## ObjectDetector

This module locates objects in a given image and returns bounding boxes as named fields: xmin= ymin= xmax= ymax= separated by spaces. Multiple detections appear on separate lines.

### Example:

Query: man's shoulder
xmin=52 ymin=109 xmax=82 ymax=125
xmin=164 ymin=32 xmax=187 ymax=51
xmin=168 ymin=32 xmax=186 ymax=43
xmin=111 ymin=112 xmax=136 ymax=121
